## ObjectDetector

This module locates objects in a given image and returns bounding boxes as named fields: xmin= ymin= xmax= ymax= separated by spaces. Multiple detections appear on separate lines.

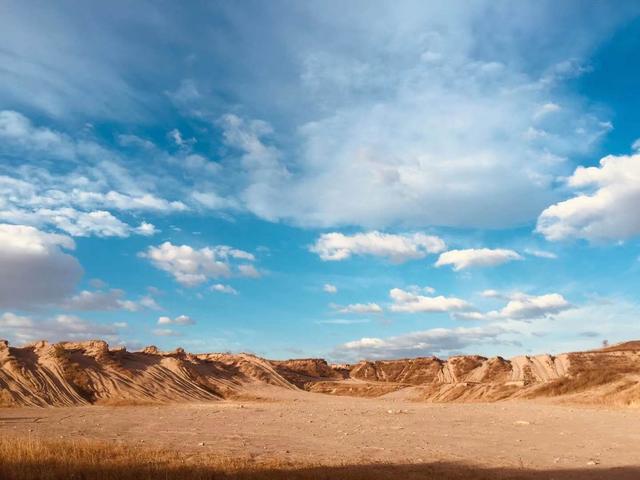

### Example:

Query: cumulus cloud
xmin=157 ymin=315 xmax=195 ymax=326
xmin=389 ymin=288 xmax=470 ymax=313
xmin=311 ymin=231 xmax=445 ymax=262
xmin=141 ymin=242 xmax=258 ymax=286
xmin=456 ymin=292 xmax=572 ymax=320
xmin=211 ymin=284 xmax=238 ymax=295
xmin=332 ymin=296 xmax=640 ymax=361
xmin=0 ymin=224 xmax=83 ymax=308
xmin=0 ymin=312 xmax=125 ymax=344
xmin=64 ymin=289 xmax=160 ymax=312
xmin=323 ymin=283 xmax=338 ymax=294
xmin=499 ymin=293 xmax=571 ymax=319
xmin=537 ymin=153 xmax=640 ymax=242
xmin=332 ymin=303 xmax=383 ymax=314
xmin=435 ymin=249 xmax=523 ymax=271
xmin=0 ymin=312 xmax=34 ymax=329
xmin=332 ymin=323 xmax=518 ymax=361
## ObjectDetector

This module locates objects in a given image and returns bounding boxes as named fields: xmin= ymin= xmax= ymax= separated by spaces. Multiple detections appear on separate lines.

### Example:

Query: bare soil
xmin=1 ymin=385 xmax=639 ymax=477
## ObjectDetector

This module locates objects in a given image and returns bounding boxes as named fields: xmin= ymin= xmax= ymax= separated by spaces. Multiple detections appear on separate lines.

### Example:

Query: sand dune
xmin=1 ymin=339 xmax=639 ymax=407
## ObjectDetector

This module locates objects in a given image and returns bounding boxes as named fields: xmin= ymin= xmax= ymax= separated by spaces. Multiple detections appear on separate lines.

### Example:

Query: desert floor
xmin=1 ymin=386 xmax=640 ymax=478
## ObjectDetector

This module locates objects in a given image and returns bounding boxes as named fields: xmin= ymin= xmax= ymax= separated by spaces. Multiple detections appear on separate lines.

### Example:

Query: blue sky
xmin=2 ymin=1 xmax=640 ymax=361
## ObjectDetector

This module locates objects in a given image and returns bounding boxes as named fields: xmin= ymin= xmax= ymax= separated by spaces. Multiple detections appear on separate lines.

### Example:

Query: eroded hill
xmin=1 ymin=339 xmax=639 ymax=407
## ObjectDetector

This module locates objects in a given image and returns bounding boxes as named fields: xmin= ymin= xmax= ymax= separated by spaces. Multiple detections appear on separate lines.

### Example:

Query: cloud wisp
xmin=311 ymin=231 xmax=445 ymax=262
xmin=435 ymin=249 xmax=523 ymax=271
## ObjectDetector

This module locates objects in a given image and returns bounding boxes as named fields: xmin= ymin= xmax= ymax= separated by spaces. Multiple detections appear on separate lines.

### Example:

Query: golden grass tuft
xmin=2 ymin=436 xmax=640 ymax=479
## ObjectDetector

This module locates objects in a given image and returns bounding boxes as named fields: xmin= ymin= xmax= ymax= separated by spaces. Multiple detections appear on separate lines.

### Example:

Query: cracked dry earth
xmin=1 ymin=386 xmax=639 ymax=473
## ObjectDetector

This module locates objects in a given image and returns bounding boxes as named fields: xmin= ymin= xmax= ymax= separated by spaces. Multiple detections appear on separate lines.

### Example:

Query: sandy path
xmin=1 ymin=386 xmax=639 ymax=473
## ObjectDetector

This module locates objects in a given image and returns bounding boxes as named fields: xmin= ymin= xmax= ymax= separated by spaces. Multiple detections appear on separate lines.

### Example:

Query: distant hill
xmin=1 ymin=339 xmax=639 ymax=407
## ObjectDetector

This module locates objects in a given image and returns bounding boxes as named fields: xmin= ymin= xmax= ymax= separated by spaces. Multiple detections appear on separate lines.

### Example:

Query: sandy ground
xmin=1 ymin=386 xmax=639 ymax=473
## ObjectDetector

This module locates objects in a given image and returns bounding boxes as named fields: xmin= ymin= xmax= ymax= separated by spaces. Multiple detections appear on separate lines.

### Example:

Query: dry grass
xmin=2 ymin=436 xmax=640 ymax=480
xmin=529 ymin=352 xmax=640 ymax=399
xmin=1 ymin=436 xmax=299 ymax=480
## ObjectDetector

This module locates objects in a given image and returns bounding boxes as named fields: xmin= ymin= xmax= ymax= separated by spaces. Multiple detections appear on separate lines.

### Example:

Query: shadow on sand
xmin=2 ymin=460 xmax=639 ymax=480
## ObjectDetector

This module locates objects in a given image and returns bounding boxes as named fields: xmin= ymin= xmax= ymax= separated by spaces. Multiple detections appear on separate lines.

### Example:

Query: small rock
xmin=587 ymin=459 xmax=600 ymax=466
xmin=514 ymin=420 xmax=530 ymax=425
xmin=198 ymin=442 xmax=205 ymax=447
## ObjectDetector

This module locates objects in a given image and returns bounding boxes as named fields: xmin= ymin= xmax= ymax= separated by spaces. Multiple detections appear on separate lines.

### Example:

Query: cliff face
xmin=1 ymin=339 xmax=639 ymax=407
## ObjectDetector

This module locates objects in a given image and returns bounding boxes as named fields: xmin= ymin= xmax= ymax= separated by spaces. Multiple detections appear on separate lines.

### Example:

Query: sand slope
xmin=1 ymin=339 xmax=639 ymax=407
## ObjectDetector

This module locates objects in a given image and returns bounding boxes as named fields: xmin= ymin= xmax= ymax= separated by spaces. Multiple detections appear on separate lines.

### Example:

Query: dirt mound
xmin=2 ymin=339 xmax=640 ymax=407
xmin=270 ymin=358 xmax=347 ymax=388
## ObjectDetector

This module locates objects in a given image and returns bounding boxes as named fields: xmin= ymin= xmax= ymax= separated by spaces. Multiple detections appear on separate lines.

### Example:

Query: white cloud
xmin=537 ymin=153 xmax=640 ymax=242
xmin=168 ymin=128 xmax=196 ymax=148
xmin=316 ymin=318 xmax=371 ymax=325
xmin=533 ymin=102 xmax=561 ymax=120
xmin=0 ymin=312 xmax=34 ymax=328
xmin=481 ymin=289 xmax=502 ymax=298
xmin=64 ymin=289 xmax=161 ymax=312
xmin=389 ymin=288 xmax=470 ymax=313
xmin=457 ymin=292 xmax=572 ymax=320
xmin=333 ymin=303 xmax=383 ymax=314
xmin=152 ymin=328 xmax=182 ymax=337
xmin=157 ymin=315 xmax=195 ymax=326
xmin=524 ymin=248 xmax=558 ymax=259
xmin=211 ymin=284 xmax=238 ymax=295
xmin=0 ymin=110 xmax=231 ymax=239
xmin=406 ymin=285 xmax=436 ymax=295
xmin=0 ymin=4 xmax=624 ymax=231
xmin=218 ymin=113 xmax=291 ymax=221
xmin=0 ymin=224 xmax=82 ymax=308
xmin=0 ymin=312 xmax=125 ymax=344
xmin=0 ymin=207 xmax=158 ymax=238
xmin=435 ymin=248 xmax=523 ymax=271
xmin=332 ymin=293 xmax=640 ymax=361
xmin=311 ymin=231 xmax=445 ymax=262
xmin=218 ymin=5 xmax=614 ymax=230
xmin=141 ymin=242 xmax=258 ymax=286
xmin=499 ymin=293 xmax=571 ymax=319
xmin=237 ymin=264 xmax=261 ymax=278
xmin=323 ymin=283 xmax=338 ymax=294
xmin=0 ymin=110 xmax=76 ymax=159
xmin=332 ymin=322 xmax=518 ymax=361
